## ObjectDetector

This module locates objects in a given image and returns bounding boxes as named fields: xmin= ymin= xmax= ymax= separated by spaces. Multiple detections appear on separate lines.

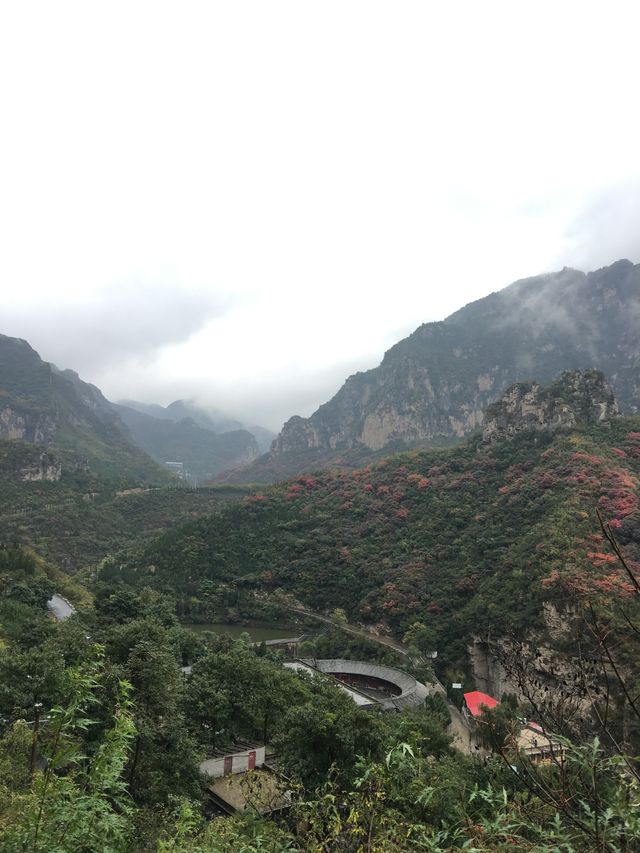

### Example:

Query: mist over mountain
xmin=119 ymin=399 xmax=244 ymax=434
xmin=113 ymin=403 xmax=261 ymax=481
xmin=3 ymin=3 xmax=640 ymax=846
xmin=116 ymin=398 xmax=276 ymax=471
xmin=0 ymin=332 xmax=275 ymax=483
xmin=229 ymin=259 xmax=640 ymax=482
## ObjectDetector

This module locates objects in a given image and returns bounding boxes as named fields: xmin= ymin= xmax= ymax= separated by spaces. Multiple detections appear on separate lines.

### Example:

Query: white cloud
xmin=0 ymin=1 xmax=639 ymax=430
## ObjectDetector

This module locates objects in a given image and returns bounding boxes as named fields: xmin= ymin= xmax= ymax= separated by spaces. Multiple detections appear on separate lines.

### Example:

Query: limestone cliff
xmin=233 ymin=258 xmax=640 ymax=482
xmin=482 ymin=369 xmax=620 ymax=442
xmin=0 ymin=405 xmax=56 ymax=444
xmin=20 ymin=451 xmax=63 ymax=482
xmin=468 ymin=632 xmax=600 ymax=729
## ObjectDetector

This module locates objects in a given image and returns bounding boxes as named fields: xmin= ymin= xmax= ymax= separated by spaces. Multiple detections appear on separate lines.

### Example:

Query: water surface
xmin=183 ymin=622 xmax=297 ymax=642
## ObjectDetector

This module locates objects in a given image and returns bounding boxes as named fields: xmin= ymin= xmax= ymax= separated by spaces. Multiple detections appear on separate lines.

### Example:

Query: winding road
xmin=47 ymin=594 xmax=76 ymax=621
xmin=285 ymin=605 xmax=411 ymax=656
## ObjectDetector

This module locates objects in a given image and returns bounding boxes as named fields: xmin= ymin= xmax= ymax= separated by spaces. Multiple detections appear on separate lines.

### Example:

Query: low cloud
xmin=562 ymin=185 xmax=640 ymax=271
xmin=1 ymin=281 xmax=230 ymax=378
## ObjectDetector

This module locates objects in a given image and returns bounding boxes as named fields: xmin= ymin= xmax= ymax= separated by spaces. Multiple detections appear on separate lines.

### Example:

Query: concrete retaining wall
xmin=302 ymin=659 xmax=430 ymax=710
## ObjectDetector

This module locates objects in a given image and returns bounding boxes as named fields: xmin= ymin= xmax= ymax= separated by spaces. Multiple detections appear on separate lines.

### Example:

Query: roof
xmin=206 ymin=740 xmax=264 ymax=760
xmin=463 ymin=691 xmax=499 ymax=717
xmin=208 ymin=768 xmax=290 ymax=814
xmin=516 ymin=724 xmax=563 ymax=758
xmin=285 ymin=658 xmax=429 ymax=711
xmin=284 ymin=660 xmax=374 ymax=707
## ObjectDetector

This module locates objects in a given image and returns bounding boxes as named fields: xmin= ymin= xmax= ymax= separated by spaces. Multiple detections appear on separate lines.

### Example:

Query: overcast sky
xmin=1 ymin=2 xmax=639 ymax=431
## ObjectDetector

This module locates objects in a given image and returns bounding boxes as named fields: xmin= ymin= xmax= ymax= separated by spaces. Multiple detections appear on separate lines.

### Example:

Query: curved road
xmin=284 ymin=604 xmax=449 ymax=698
xmin=285 ymin=605 xmax=411 ymax=656
xmin=47 ymin=594 xmax=76 ymax=621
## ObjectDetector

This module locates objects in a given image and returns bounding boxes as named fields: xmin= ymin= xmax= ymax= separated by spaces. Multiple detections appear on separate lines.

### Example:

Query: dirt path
xmin=447 ymin=705 xmax=475 ymax=755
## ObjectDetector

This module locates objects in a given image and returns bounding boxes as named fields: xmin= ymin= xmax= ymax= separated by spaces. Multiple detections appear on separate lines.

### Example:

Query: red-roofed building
xmin=463 ymin=690 xmax=499 ymax=723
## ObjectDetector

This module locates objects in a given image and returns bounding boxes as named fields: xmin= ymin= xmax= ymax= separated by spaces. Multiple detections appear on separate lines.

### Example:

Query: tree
xmin=0 ymin=643 xmax=67 ymax=719
xmin=274 ymin=678 xmax=386 ymax=788
xmin=402 ymin=621 xmax=437 ymax=656
xmin=0 ymin=654 xmax=136 ymax=853
xmin=125 ymin=640 xmax=200 ymax=804
xmin=184 ymin=640 xmax=309 ymax=748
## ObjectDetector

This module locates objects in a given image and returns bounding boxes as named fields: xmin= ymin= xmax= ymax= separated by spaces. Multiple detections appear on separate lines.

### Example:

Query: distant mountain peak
xmin=227 ymin=259 xmax=640 ymax=483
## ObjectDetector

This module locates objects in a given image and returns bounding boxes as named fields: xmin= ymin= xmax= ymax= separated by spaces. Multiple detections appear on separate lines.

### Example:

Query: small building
xmin=516 ymin=722 xmax=565 ymax=765
xmin=199 ymin=743 xmax=290 ymax=816
xmin=199 ymin=742 xmax=266 ymax=779
xmin=206 ymin=768 xmax=290 ymax=815
xmin=47 ymin=594 xmax=76 ymax=622
xmin=164 ymin=461 xmax=185 ymax=478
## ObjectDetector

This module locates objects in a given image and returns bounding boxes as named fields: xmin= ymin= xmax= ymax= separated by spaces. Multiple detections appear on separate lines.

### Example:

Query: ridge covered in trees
xmin=122 ymin=415 xmax=640 ymax=672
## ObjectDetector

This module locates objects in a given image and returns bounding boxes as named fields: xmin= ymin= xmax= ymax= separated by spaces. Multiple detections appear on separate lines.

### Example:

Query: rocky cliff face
xmin=0 ymin=405 xmax=57 ymax=444
xmin=482 ymin=370 xmax=620 ymax=442
xmin=21 ymin=451 xmax=62 ymax=482
xmin=468 ymin=633 xmax=599 ymax=727
xmin=243 ymin=259 xmax=640 ymax=482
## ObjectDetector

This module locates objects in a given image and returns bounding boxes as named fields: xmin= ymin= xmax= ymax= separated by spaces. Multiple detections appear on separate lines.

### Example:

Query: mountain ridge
xmin=118 ymin=398 xmax=275 ymax=455
xmin=0 ymin=334 xmax=166 ymax=482
xmin=228 ymin=259 xmax=640 ymax=482
xmin=122 ymin=376 xmax=640 ymax=672
xmin=113 ymin=402 xmax=261 ymax=481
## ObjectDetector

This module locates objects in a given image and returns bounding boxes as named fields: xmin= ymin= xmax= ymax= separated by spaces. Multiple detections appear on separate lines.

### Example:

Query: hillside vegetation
xmin=124 ymin=414 xmax=640 ymax=668
xmin=0 ymin=441 xmax=250 ymax=570
xmin=2 ymin=542 xmax=636 ymax=850
xmin=0 ymin=335 xmax=165 ymax=482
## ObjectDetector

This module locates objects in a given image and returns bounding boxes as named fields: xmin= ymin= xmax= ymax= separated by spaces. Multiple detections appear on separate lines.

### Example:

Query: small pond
xmin=182 ymin=622 xmax=298 ymax=642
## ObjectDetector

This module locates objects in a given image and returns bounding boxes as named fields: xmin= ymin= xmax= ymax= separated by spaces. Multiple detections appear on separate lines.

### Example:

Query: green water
xmin=182 ymin=622 xmax=297 ymax=642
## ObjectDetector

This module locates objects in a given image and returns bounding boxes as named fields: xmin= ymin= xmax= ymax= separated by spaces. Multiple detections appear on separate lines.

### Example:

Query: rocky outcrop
xmin=482 ymin=369 xmax=620 ymax=442
xmin=229 ymin=441 xmax=261 ymax=467
xmin=21 ymin=451 xmax=63 ymax=481
xmin=0 ymin=406 xmax=56 ymax=444
xmin=236 ymin=259 xmax=640 ymax=482
xmin=468 ymin=634 xmax=599 ymax=724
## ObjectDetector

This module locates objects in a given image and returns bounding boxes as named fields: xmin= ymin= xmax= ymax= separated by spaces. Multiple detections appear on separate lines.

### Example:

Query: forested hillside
xmin=4 ymin=542 xmax=636 ymax=850
xmin=0 ymin=334 xmax=165 ymax=482
xmin=0 ymin=439 xmax=250 ymax=570
xmin=124 ymin=412 xmax=640 ymax=669
xmin=2 ymin=364 xmax=639 ymax=849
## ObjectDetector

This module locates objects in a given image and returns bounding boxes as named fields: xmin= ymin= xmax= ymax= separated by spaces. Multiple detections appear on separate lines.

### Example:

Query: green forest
xmin=0 ymin=536 xmax=639 ymax=851
xmin=1 ymin=409 xmax=640 ymax=849
xmin=120 ymin=418 xmax=640 ymax=671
